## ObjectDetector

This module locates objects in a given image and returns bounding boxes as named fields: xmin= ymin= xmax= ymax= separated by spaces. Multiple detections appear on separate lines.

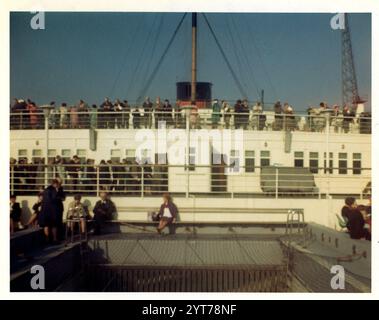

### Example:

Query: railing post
xmin=96 ymin=166 xmax=100 ymax=197
xmin=141 ymin=166 xmax=144 ymax=198
xmin=275 ymin=167 xmax=279 ymax=199
xmin=44 ymin=113 xmax=49 ymax=188
xmin=10 ymin=165 xmax=14 ymax=194
xmin=326 ymin=111 xmax=330 ymax=198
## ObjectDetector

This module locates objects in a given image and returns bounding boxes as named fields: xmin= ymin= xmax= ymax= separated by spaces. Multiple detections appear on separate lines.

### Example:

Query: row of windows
xmin=291 ymin=151 xmax=362 ymax=175
xmin=16 ymin=148 xmax=363 ymax=175
xmin=17 ymin=148 xmax=137 ymax=163
xmin=237 ymin=151 xmax=362 ymax=175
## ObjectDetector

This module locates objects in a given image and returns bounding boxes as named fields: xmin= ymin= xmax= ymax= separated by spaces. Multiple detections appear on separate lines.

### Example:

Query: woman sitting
xmin=157 ymin=193 xmax=178 ymax=234
xmin=66 ymin=194 xmax=88 ymax=234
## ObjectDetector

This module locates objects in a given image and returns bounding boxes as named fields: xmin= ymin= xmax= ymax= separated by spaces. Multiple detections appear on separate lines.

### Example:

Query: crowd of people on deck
xmin=10 ymin=97 xmax=371 ymax=133
xmin=10 ymin=178 xmax=178 ymax=243
xmin=10 ymin=155 xmax=168 ymax=195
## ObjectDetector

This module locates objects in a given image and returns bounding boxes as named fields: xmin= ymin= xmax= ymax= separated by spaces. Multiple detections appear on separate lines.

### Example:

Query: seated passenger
xmin=157 ymin=193 xmax=178 ymax=234
xmin=10 ymin=194 xmax=23 ymax=233
xmin=27 ymin=192 xmax=43 ymax=227
xmin=341 ymin=197 xmax=370 ymax=240
xmin=67 ymin=194 xmax=89 ymax=234
xmin=92 ymin=192 xmax=117 ymax=235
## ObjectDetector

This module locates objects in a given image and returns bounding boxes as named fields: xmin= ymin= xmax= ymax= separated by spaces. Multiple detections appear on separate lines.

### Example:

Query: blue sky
xmin=10 ymin=12 xmax=371 ymax=111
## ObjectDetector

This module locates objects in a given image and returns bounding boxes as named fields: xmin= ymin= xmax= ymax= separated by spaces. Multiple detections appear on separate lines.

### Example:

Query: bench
xmin=116 ymin=206 xmax=304 ymax=216
xmin=101 ymin=207 xmax=305 ymax=235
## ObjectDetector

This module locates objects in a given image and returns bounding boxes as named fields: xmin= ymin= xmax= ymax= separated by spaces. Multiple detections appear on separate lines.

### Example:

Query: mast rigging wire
xmin=137 ymin=13 xmax=187 ymax=102
xmin=242 ymin=14 xmax=279 ymax=100
xmin=108 ymin=16 xmax=145 ymax=98
xmin=140 ymin=14 xmax=165 ymax=88
xmin=225 ymin=16 xmax=249 ymax=94
xmin=127 ymin=15 xmax=160 ymax=97
xmin=230 ymin=15 xmax=261 ymax=100
xmin=202 ymin=13 xmax=248 ymax=99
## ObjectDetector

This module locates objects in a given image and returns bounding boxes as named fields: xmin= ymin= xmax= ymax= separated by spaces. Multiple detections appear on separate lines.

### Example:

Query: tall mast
xmin=191 ymin=12 xmax=197 ymax=103
xmin=341 ymin=13 xmax=363 ymax=108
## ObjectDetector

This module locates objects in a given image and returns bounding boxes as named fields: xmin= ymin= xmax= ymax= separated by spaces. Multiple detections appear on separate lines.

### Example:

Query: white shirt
xmin=163 ymin=207 xmax=172 ymax=218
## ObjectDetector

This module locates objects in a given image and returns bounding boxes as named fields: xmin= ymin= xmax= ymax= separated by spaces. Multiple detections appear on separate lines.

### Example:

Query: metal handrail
xmin=9 ymin=164 xmax=371 ymax=197
xmin=9 ymin=111 xmax=372 ymax=133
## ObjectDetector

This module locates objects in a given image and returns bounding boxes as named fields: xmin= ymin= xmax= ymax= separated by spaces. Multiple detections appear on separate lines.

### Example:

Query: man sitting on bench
xmin=93 ymin=191 xmax=116 ymax=235
xmin=341 ymin=197 xmax=370 ymax=240
xmin=157 ymin=193 xmax=178 ymax=234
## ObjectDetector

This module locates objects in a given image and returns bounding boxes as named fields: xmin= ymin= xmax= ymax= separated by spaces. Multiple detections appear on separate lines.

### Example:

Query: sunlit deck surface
xmin=10 ymin=222 xmax=371 ymax=293
xmin=87 ymin=233 xmax=286 ymax=266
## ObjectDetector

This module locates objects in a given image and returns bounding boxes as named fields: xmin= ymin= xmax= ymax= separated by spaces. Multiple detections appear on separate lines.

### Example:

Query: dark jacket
xmin=39 ymin=185 xmax=66 ymax=227
xmin=32 ymin=201 xmax=42 ymax=215
xmin=93 ymin=199 xmax=116 ymax=221
xmin=158 ymin=202 xmax=178 ymax=220
xmin=341 ymin=206 xmax=366 ymax=239
xmin=10 ymin=202 xmax=21 ymax=221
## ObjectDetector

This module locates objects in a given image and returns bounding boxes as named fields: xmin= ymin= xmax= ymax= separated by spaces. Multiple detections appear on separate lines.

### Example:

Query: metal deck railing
xmin=85 ymin=264 xmax=288 ymax=292
xmin=9 ymin=164 xmax=371 ymax=198
xmin=10 ymin=111 xmax=372 ymax=134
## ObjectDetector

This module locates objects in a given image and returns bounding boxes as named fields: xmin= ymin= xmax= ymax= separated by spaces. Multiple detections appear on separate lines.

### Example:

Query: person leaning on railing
xmin=122 ymin=100 xmax=131 ymax=129
xmin=221 ymin=100 xmax=232 ymax=129
xmin=99 ymin=98 xmax=114 ymax=129
xmin=143 ymin=97 xmax=153 ymax=129
xmin=77 ymin=100 xmax=90 ymax=129
xmin=342 ymin=105 xmax=354 ymax=133
xmin=273 ymin=100 xmax=283 ymax=131
xmin=211 ymin=98 xmax=221 ymax=129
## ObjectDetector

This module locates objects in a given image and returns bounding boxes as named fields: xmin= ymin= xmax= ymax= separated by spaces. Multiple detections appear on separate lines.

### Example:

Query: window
xmin=353 ymin=153 xmax=361 ymax=175
xmin=125 ymin=149 xmax=136 ymax=163
xmin=48 ymin=149 xmax=57 ymax=163
xmin=155 ymin=153 xmax=167 ymax=166
xmin=76 ymin=149 xmax=87 ymax=163
xmin=229 ymin=150 xmax=240 ymax=173
xmin=111 ymin=149 xmax=121 ymax=163
xmin=31 ymin=149 xmax=42 ymax=164
xmin=323 ymin=152 xmax=333 ymax=174
xmin=294 ymin=152 xmax=304 ymax=168
xmin=260 ymin=151 xmax=270 ymax=167
xmin=188 ymin=147 xmax=196 ymax=171
xmin=309 ymin=152 xmax=319 ymax=174
xmin=245 ymin=150 xmax=255 ymax=172
xmin=18 ymin=149 xmax=27 ymax=161
xmin=62 ymin=149 xmax=71 ymax=163
xmin=48 ymin=149 xmax=56 ymax=157
xmin=338 ymin=153 xmax=348 ymax=174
